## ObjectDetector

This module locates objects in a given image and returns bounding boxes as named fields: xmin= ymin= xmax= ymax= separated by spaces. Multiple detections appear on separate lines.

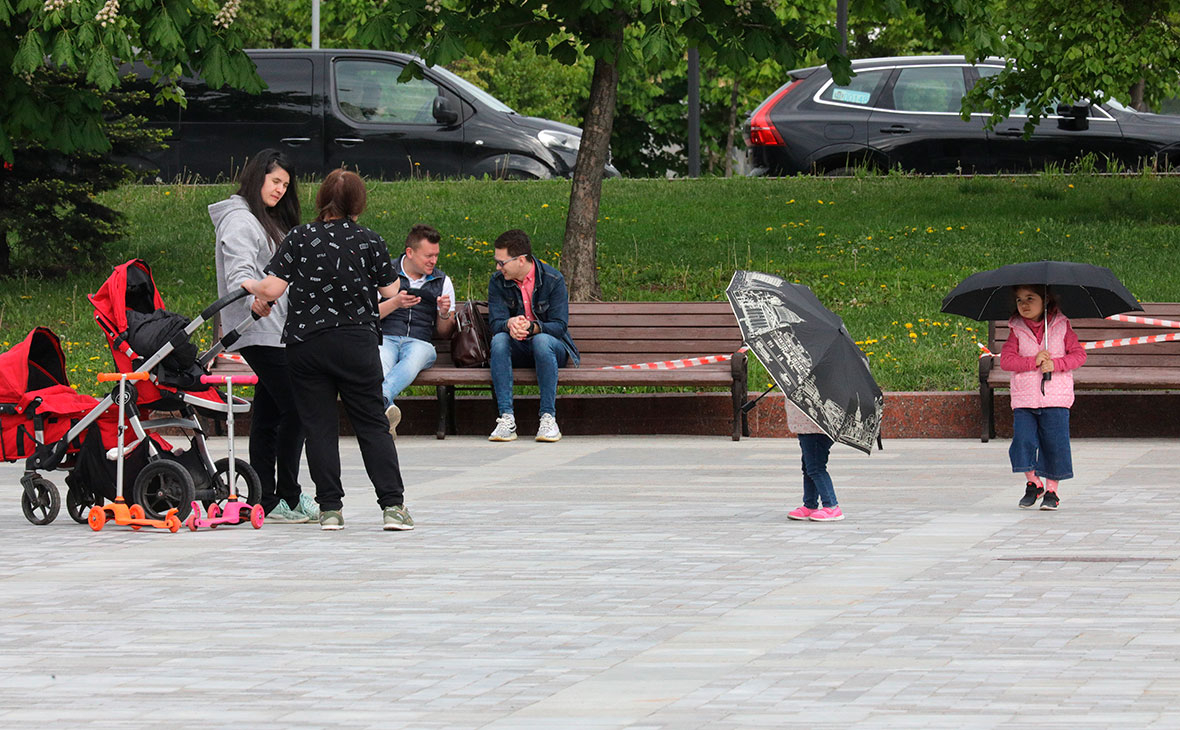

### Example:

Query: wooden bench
xmin=979 ymin=302 xmax=1180 ymax=442
xmin=213 ymin=301 xmax=750 ymax=439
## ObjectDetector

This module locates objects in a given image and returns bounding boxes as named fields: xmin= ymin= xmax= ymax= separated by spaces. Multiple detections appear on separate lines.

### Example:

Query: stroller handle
xmin=199 ymin=287 xmax=252 ymax=322
xmin=201 ymin=374 xmax=258 ymax=385
xmin=98 ymin=371 xmax=150 ymax=382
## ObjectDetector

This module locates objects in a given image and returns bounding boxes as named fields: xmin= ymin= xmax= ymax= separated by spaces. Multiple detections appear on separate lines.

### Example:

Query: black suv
xmin=743 ymin=55 xmax=1180 ymax=175
xmin=124 ymin=48 xmax=618 ymax=181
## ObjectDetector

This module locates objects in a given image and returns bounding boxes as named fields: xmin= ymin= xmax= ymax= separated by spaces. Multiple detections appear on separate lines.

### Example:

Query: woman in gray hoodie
xmin=210 ymin=149 xmax=315 ymax=523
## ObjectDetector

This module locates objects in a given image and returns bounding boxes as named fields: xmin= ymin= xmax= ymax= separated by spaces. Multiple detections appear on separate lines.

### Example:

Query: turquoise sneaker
xmin=267 ymin=499 xmax=309 ymax=524
xmin=296 ymin=493 xmax=321 ymax=521
xmin=319 ymin=510 xmax=344 ymax=531
xmin=382 ymin=505 xmax=414 ymax=531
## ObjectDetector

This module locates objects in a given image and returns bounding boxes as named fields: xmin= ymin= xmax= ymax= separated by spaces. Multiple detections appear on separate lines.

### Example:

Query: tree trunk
xmin=561 ymin=24 xmax=623 ymax=302
xmin=1129 ymin=78 xmax=1147 ymax=111
xmin=724 ymin=78 xmax=741 ymax=178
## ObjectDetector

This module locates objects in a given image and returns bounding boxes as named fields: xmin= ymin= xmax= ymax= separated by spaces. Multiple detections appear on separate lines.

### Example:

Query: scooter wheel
xmin=166 ymin=514 xmax=181 ymax=533
xmin=250 ymin=504 xmax=265 ymax=529
xmin=87 ymin=506 xmax=106 ymax=532
xmin=207 ymin=503 xmax=221 ymax=519
xmin=187 ymin=515 xmax=199 ymax=531
xmin=128 ymin=503 xmax=145 ymax=530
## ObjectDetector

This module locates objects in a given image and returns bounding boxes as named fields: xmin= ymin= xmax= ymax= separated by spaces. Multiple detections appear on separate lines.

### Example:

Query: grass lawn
xmin=2 ymin=173 xmax=1177 ymax=396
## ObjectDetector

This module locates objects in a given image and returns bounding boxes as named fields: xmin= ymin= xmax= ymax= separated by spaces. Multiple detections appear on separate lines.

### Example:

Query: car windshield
xmin=431 ymin=64 xmax=516 ymax=114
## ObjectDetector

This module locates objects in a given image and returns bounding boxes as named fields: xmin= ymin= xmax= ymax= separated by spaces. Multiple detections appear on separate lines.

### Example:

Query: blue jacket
xmin=488 ymin=259 xmax=580 ymax=366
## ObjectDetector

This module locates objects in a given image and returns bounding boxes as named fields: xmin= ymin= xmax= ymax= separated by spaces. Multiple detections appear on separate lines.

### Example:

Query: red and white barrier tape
xmin=221 ymin=347 xmax=752 ymax=372
xmin=1084 ymin=331 xmax=1180 ymax=350
xmin=978 ymin=313 xmax=1180 ymax=357
xmin=1107 ymin=313 xmax=1180 ymax=329
xmin=598 ymin=346 xmax=749 ymax=371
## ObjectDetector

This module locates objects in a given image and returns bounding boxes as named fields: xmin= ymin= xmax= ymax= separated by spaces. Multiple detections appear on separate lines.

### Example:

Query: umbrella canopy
xmin=726 ymin=270 xmax=882 ymax=454
xmin=941 ymin=260 xmax=1142 ymax=321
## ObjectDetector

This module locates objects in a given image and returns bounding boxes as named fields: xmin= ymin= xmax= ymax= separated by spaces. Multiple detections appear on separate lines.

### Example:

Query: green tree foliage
xmin=2 ymin=0 xmax=260 ymax=276
xmin=961 ymin=0 xmax=1180 ymax=128
xmin=0 ymin=77 xmax=166 ymax=277
xmin=447 ymin=40 xmax=591 ymax=128
xmin=359 ymin=0 xmax=865 ymax=300
xmin=2 ymin=0 xmax=260 ymax=161
xmin=236 ymin=0 xmax=385 ymax=49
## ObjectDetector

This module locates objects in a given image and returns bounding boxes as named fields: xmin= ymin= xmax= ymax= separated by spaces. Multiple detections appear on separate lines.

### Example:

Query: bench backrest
xmin=988 ymin=302 xmax=1180 ymax=367
xmin=434 ymin=301 xmax=744 ymax=369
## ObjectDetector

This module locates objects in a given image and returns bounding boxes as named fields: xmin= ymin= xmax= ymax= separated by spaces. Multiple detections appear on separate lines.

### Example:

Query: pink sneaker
xmin=809 ymin=506 xmax=844 ymax=522
xmin=787 ymin=506 xmax=818 ymax=521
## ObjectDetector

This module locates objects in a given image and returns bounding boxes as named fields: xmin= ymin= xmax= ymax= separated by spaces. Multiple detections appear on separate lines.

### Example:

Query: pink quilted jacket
xmin=1000 ymin=313 xmax=1086 ymax=409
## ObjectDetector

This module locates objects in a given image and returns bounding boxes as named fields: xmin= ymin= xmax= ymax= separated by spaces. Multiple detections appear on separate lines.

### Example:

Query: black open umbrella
xmin=941 ymin=260 xmax=1142 ymax=321
xmin=726 ymin=270 xmax=882 ymax=454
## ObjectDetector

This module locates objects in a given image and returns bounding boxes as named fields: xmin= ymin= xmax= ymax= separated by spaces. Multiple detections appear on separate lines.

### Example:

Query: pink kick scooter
xmin=186 ymin=374 xmax=265 ymax=530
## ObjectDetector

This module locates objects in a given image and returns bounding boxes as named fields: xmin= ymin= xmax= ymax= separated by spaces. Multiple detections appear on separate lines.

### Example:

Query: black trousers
xmin=239 ymin=345 xmax=306 ymax=513
xmin=286 ymin=326 xmax=406 ymax=511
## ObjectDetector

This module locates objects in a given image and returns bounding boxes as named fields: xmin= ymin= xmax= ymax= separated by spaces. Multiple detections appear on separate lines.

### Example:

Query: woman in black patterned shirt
xmin=242 ymin=169 xmax=413 ymax=532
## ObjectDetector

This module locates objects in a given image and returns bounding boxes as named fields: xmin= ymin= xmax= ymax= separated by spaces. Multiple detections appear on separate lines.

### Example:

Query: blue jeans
xmin=1009 ymin=407 xmax=1073 ymax=481
xmin=799 ymin=433 xmax=837 ymax=509
xmin=379 ymin=335 xmax=437 ymax=406
xmin=490 ymin=331 xmax=568 ymax=416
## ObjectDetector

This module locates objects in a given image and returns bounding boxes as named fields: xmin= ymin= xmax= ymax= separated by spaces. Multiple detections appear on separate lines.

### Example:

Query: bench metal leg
xmin=730 ymin=352 xmax=748 ymax=441
xmin=435 ymin=385 xmax=449 ymax=440
xmin=445 ymin=386 xmax=458 ymax=436
xmin=980 ymin=381 xmax=993 ymax=443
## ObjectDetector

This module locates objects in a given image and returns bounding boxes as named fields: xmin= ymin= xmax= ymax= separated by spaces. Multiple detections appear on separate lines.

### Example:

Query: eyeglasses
xmin=494 ymin=255 xmax=521 ymax=269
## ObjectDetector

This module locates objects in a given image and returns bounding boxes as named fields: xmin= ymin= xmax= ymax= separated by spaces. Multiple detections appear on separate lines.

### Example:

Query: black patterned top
xmin=266 ymin=219 xmax=396 ymax=343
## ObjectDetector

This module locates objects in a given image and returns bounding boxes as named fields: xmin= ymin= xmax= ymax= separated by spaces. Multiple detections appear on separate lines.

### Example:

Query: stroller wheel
xmin=66 ymin=487 xmax=101 ymax=525
xmin=21 ymin=476 xmax=61 ymax=526
xmin=211 ymin=458 xmax=262 ymax=509
xmin=132 ymin=460 xmax=196 ymax=521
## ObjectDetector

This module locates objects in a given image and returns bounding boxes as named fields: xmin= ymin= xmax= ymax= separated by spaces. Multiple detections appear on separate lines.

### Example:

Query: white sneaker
xmin=536 ymin=413 xmax=561 ymax=442
xmin=385 ymin=403 xmax=401 ymax=439
xmin=489 ymin=413 xmax=517 ymax=442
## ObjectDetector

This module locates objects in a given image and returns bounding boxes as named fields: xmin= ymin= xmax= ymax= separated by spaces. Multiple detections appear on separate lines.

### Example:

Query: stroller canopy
xmin=88 ymin=259 xmax=165 ymax=336
xmin=0 ymin=327 xmax=70 ymax=400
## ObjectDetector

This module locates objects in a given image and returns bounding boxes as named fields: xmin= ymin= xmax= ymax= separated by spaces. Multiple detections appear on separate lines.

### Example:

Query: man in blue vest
xmin=378 ymin=224 xmax=456 ymax=437
xmin=487 ymin=229 xmax=580 ymax=443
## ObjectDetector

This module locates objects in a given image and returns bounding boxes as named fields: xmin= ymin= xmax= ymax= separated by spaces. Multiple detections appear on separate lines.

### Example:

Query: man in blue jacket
xmin=486 ymin=229 xmax=580 ymax=442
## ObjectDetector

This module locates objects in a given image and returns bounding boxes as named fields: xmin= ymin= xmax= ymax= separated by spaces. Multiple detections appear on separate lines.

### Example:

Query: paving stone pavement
xmin=1 ymin=436 xmax=1179 ymax=729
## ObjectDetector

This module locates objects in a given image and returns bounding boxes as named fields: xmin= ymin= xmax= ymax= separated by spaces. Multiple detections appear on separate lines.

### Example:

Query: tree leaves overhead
xmin=2 ymin=0 xmax=258 ymax=160
xmin=960 ymin=0 xmax=1180 ymax=124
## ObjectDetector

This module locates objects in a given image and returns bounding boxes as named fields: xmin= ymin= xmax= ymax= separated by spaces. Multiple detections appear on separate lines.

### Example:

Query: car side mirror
xmin=1056 ymin=101 xmax=1090 ymax=131
xmin=433 ymin=96 xmax=459 ymax=125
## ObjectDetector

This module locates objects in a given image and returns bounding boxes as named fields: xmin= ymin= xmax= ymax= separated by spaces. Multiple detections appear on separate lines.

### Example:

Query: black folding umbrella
xmin=726 ymin=270 xmax=883 ymax=455
xmin=941 ymin=260 xmax=1142 ymax=321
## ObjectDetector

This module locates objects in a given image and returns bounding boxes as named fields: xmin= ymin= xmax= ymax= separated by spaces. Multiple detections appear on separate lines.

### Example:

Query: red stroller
xmin=86 ymin=259 xmax=263 ymax=521
xmin=0 ymin=327 xmax=122 ymax=524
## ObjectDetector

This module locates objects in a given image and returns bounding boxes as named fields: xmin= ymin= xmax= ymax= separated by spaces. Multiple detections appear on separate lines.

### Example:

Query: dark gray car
xmin=743 ymin=55 xmax=1180 ymax=175
xmin=124 ymin=48 xmax=617 ymax=181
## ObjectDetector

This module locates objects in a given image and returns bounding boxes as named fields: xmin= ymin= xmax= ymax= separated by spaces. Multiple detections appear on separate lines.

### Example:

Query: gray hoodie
xmin=210 ymin=195 xmax=289 ymax=349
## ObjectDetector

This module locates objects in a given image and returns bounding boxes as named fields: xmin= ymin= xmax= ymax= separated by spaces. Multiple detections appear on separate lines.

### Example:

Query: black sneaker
xmin=1019 ymin=481 xmax=1044 ymax=509
xmin=1040 ymin=491 xmax=1060 ymax=510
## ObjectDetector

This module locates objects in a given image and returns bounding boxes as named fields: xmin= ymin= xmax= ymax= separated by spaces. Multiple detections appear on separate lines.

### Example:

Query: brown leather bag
xmin=450 ymin=300 xmax=492 ymax=367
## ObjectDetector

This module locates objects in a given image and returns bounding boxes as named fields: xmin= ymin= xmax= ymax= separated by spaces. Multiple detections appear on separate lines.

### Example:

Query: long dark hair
xmin=235 ymin=149 xmax=301 ymax=246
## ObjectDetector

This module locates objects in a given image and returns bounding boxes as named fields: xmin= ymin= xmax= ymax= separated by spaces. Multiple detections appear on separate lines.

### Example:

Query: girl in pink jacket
xmin=999 ymin=285 xmax=1087 ymax=510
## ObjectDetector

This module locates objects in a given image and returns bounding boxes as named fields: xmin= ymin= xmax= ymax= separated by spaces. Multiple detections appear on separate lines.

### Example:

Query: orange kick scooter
xmin=87 ymin=371 xmax=181 ymax=533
